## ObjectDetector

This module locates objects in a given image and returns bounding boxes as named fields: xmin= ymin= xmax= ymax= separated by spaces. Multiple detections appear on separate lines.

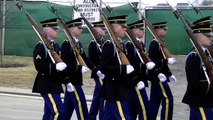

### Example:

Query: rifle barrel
xmin=14 ymin=0 xmax=62 ymax=63
xmin=47 ymin=1 xmax=86 ymax=66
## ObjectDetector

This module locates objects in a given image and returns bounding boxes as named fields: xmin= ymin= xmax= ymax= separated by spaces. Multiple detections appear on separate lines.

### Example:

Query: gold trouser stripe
xmin=47 ymin=94 xmax=59 ymax=120
xmin=159 ymin=82 xmax=169 ymax=120
xmin=73 ymin=86 xmax=84 ymax=120
xmin=99 ymin=79 xmax=103 ymax=86
xmin=135 ymin=87 xmax=147 ymax=120
xmin=199 ymin=107 xmax=207 ymax=120
xmin=116 ymin=101 xmax=126 ymax=120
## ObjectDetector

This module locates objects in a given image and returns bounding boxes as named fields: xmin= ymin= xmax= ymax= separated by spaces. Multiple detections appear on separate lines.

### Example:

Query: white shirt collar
xmin=73 ymin=37 xmax=79 ymax=42
xmin=136 ymin=37 xmax=144 ymax=43
xmin=202 ymin=47 xmax=207 ymax=52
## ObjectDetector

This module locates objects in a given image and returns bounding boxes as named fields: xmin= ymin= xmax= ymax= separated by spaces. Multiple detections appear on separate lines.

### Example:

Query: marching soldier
xmin=126 ymin=19 xmax=166 ymax=120
xmin=148 ymin=21 xmax=176 ymax=120
xmin=125 ymin=19 xmax=151 ymax=120
xmin=88 ymin=21 xmax=106 ymax=120
xmin=100 ymin=15 xmax=134 ymax=120
xmin=60 ymin=18 xmax=104 ymax=120
xmin=183 ymin=16 xmax=213 ymax=120
xmin=127 ymin=20 xmax=147 ymax=52
xmin=32 ymin=18 xmax=67 ymax=120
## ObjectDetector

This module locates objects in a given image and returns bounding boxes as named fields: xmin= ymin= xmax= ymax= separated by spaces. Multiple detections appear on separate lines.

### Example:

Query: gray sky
xmin=102 ymin=0 xmax=194 ymax=6
xmin=46 ymin=0 xmax=195 ymax=6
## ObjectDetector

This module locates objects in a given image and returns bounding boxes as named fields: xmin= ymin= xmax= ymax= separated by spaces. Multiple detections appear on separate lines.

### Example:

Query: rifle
xmin=187 ymin=0 xmax=213 ymax=56
xmin=101 ymin=1 xmax=118 ymax=16
xmin=100 ymin=1 xmax=152 ymax=64
xmin=127 ymin=0 xmax=172 ymax=59
xmin=187 ymin=0 xmax=203 ymax=17
xmin=91 ymin=0 xmax=130 ymax=65
xmin=14 ymin=0 xmax=62 ymax=63
xmin=67 ymin=0 xmax=102 ymax=45
xmin=47 ymin=0 xmax=86 ymax=66
xmin=167 ymin=1 xmax=194 ymax=28
xmin=125 ymin=29 xmax=152 ymax=64
xmin=168 ymin=2 xmax=213 ymax=84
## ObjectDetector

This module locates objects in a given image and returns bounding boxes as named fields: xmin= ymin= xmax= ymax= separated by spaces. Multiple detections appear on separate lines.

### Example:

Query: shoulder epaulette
xmin=125 ymin=41 xmax=132 ymax=45
xmin=37 ymin=41 xmax=43 ymax=45
xmin=89 ymin=40 xmax=96 ymax=44
xmin=103 ymin=40 xmax=111 ymax=45
xmin=189 ymin=50 xmax=197 ymax=56
xmin=34 ymin=41 xmax=43 ymax=48
xmin=64 ymin=39 xmax=69 ymax=43
xmin=150 ymin=39 xmax=158 ymax=44
xmin=193 ymin=48 xmax=197 ymax=52
xmin=101 ymin=40 xmax=111 ymax=48
xmin=152 ymin=39 xmax=158 ymax=42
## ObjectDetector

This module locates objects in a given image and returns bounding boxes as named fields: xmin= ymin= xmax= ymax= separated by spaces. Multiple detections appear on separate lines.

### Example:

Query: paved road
xmin=0 ymin=93 xmax=92 ymax=120
xmin=0 ymin=91 xmax=188 ymax=120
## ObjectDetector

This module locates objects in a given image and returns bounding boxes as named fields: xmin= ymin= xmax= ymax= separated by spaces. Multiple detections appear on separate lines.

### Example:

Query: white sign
xmin=73 ymin=0 xmax=101 ymax=26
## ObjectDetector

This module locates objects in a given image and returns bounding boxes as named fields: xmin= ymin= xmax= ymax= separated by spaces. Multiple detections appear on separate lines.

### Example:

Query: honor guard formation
xmin=13 ymin=0 xmax=213 ymax=120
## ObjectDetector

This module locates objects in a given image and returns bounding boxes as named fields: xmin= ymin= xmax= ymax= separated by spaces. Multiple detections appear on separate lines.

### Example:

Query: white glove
xmin=81 ymin=66 xmax=90 ymax=74
xmin=96 ymin=70 xmax=105 ymax=79
xmin=146 ymin=62 xmax=155 ymax=70
xmin=169 ymin=75 xmax=177 ymax=82
xmin=137 ymin=81 xmax=145 ymax=90
xmin=168 ymin=58 xmax=176 ymax=65
xmin=66 ymin=82 xmax=74 ymax=92
xmin=126 ymin=65 xmax=134 ymax=74
xmin=56 ymin=62 xmax=67 ymax=71
xmin=158 ymin=73 xmax=167 ymax=82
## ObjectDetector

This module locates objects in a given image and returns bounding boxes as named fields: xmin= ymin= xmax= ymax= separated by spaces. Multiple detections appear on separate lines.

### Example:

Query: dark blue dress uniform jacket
xmin=32 ymin=41 xmax=64 ymax=94
xmin=148 ymin=40 xmax=172 ymax=83
xmin=182 ymin=51 xmax=213 ymax=107
xmin=125 ymin=41 xmax=148 ymax=87
xmin=88 ymin=40 xmax=102 ymax=79
xmin=60 ymin=40 xmax=98 ymax=85
xmin=100 ymin=40 xmax=131 ymax=101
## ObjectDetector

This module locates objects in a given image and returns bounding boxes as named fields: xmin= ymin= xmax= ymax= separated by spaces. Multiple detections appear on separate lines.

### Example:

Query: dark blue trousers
xmin=189 ymin=106 xmax=213 ymax=120
xmin=130 ymin=87 xmax=150 ymax=120
xmin=149 ymin=82 xmax=173 ymax=120
xmin=63 ymin=85 xmax=89 ymax=120
xmin=41 ymin=93 xmax=64 ymax=120
xmin=89 ymin=78 xmax=104 ymax=120
xmin=103 ymin=100 xmax=131 ymax=120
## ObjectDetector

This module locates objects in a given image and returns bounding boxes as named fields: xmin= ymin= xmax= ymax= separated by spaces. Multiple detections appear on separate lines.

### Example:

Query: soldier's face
xmin=157 ymin=28 xmax=167 ymax=37
xmin=44 ymin=27 xmax=59 ymax=39
xmin=95 ymin=27 xmax=106 ymax=37
xmin=132 ymin=28 xmax=144 ymax=39
xmin=113 ymin=24 xmax=127 ymax=38
xmin=196 ymin=33 xmax=212 ymax=47
xmin=69 ymin=26 xmax=83 ymax=38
